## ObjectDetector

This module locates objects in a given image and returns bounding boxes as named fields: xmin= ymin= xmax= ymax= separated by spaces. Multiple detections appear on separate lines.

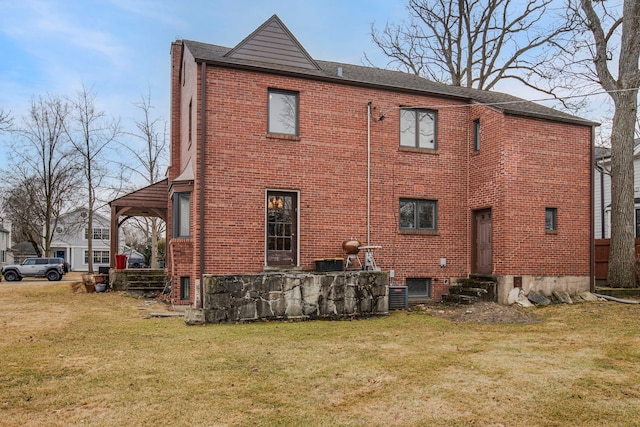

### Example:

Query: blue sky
xmin=0 ymin=0 xmax=409 ymax=171
xmin=0 ymin=1 xmax=407 ymax=145
xmin=0 ymin=0 xmax=612 ymax=174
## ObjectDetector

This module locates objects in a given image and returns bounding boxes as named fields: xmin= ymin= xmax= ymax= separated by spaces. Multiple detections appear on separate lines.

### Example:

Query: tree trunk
xmin=607 ymin=89 xmax=639 ymax=287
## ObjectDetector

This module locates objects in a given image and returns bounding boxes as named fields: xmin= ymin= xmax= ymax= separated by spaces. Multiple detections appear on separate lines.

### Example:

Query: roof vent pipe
xmin=337 ymin=67 xmax=343 ymax=77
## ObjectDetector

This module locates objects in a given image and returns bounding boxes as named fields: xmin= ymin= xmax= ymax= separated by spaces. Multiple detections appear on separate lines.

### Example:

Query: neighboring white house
xmin=0 ymin=218 xmax=13 ymax=266
xmin=50 ymin=208 xmax=146 ymax=271
xmin=594 ymin=139 xmax=640 ymax=239
xmin=50 ymin=208 xmax=112 ymax=271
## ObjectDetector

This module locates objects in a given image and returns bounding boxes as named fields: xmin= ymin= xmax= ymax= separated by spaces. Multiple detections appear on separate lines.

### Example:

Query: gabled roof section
xmin=224 ymin=14 xmax=320 ymax=70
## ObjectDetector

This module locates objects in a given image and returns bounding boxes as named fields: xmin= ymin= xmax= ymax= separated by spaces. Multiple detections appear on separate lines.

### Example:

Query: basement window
xmin=180 ymin=277 xmax=190 ymax=301
xmin=406 ymin=278 xmax=431 ymax=300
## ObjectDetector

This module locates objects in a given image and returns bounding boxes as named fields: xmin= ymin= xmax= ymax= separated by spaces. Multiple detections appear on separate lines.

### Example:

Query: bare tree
xmin=368 ymin=0 xmax=576 ymax=92
xmin=1 ymin=95 xmax=80 ymax=256
xmin=120 ymin=90 xmax=168 ymax=268
xmin=65 ymin=85 xmax=121 ymax=273
xmin=573 ymin=0 xmax=640 ymax=287
xmin=2 ymin=178 xmax=45 ymax=256
xmin=0 ymin=108 xmax=12 ymax=132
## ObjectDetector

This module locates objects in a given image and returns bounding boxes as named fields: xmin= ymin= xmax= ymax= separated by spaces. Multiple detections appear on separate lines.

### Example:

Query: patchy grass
xmin=1 ymin=277 xmax=640 ymax=426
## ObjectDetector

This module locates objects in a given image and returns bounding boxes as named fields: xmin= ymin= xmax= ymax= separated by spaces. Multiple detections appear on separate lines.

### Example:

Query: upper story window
xmin=400 ymin=108 xmax=437 ymax=150
xmin=473 ymin=119 xmax=480 ymax=151
xmin=400 ymin=198 xmax=437 ymax=231
xmin=85 ymin=227 xmax=110 ymax=241
xmin=173 ymin=192 xmax=191 ymax=238
xmin=268 ymin=89 xmax=298 ymax=136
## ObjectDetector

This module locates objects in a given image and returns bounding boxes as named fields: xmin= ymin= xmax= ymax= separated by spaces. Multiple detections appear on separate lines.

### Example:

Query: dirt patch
xmin=414 ymin=301 xmax=541 ymax=324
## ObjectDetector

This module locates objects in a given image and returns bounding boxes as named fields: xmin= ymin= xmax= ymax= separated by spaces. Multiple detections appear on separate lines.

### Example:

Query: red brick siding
xmin=168 ymin=48 xmax=592 ymax=303
xmin=499 ymin=115 xmax=591 ymax=275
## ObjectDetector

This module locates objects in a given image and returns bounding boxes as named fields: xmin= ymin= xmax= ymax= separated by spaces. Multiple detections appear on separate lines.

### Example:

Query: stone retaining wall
xmin=496 ymin=275 xmax=590 ymax=305
xmin=203 ymin=271 xmax=389 ymax=323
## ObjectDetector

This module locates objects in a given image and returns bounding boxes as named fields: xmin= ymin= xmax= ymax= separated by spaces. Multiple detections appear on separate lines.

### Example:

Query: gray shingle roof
xmin=182 ymin=39 xmax=596 ymax=127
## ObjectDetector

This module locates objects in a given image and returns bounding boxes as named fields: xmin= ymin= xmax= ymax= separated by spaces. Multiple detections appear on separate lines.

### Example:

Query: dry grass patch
xmin=1 ymin=279 xmax=640 ymax=426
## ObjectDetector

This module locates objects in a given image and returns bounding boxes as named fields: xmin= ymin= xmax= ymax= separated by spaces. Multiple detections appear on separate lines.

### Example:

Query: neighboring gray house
xmin=50 ymin=208 xmax=112 ymax=271
xmin=594 ymin=139 xmax=640 ymax=239
xmin=0 ymin=218 xmax=13 ymax=266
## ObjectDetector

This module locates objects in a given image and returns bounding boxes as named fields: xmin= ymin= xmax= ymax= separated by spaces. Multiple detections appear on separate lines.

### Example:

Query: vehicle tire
xmin=46 ymin=270 xmax=61 ymax=281
xmin=3 ymin=271 xmax=18 ymax=282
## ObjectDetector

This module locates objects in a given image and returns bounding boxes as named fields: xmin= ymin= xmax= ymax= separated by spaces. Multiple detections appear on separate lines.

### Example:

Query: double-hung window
xmin=268 ymin=89 xmax=298 ymax=136
xmin=84 ymin=227 xmax=110 ymax=241
xmin=400 ymin=198 xmax=437 ymax=231
xmin=84 ymin=250 xmax=110 ymax=264
xmin=173 ymin=192 xmax=191 ymax=238
xmin=400 ymin=108 xmax=437 ymax=149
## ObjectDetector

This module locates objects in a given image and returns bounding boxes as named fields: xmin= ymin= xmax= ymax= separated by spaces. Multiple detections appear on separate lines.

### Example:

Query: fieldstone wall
xmin=203 ymin=271 xmax=389 ymax=323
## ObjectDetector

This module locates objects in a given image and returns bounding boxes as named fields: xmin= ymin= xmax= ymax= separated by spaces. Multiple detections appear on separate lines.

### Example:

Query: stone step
xmin=457 ymin=279 xmax=496 ymax=289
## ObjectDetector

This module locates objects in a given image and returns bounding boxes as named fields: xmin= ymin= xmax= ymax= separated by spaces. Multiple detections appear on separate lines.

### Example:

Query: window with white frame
xmin=85 ymin=227 xmax=110 ymax=240
xmin=84 ymin=250 xmax=110 ymax=264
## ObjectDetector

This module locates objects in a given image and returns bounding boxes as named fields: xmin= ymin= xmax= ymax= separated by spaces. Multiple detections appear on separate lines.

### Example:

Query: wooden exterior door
xmin=266 ymin=191 xmax=297 ymax=266
xmin=474 ymin=209 xmax=492 ymax=275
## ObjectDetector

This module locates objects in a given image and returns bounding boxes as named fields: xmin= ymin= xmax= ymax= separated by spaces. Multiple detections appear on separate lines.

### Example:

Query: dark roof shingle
xmin=182 ymin=39 xmax=596 ymax=127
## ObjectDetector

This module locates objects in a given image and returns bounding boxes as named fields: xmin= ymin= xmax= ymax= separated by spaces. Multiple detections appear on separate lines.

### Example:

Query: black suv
xmin=1 ymin=258 xmax=66 ymax=281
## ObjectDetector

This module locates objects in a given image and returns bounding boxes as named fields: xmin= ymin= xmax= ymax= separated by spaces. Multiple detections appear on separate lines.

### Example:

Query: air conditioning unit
xmin=388 ymin=286 xmax=408 ymax=310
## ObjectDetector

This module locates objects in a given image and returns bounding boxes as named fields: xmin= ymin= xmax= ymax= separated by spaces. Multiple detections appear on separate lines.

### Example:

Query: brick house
xmin=166 ymin=15 xmax=595 ymax=307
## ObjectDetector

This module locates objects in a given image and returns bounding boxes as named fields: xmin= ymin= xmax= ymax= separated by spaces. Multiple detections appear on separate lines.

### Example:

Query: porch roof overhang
xmin=110 ymin=179 xmax=169 ymax=221
xmin=108 ymin=179 xmax=168 ymax=267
